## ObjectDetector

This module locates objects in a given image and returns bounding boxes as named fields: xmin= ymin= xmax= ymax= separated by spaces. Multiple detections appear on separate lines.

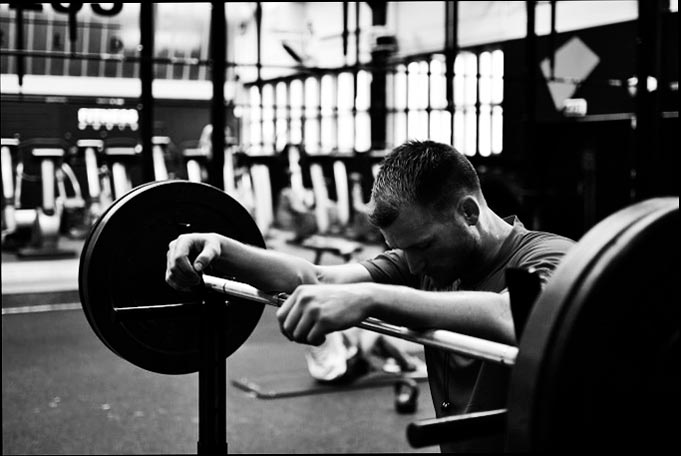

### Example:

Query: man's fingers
xmin=167 ymin=256 xmax=201 ymax=286
xmin=291 ymin=309 xmax=317 ymax=343
xmin=279 ymin=294 xmax=305 ymax=341
xmin=193 ymin=238 xmax=220 ymax=273
xmin=306 ymin=322 xmax=328 ymax=347
xmin=276 ymin=288 xmax=298 ymax=325
xmin=166 ymin=236 xmax=219 ymax=290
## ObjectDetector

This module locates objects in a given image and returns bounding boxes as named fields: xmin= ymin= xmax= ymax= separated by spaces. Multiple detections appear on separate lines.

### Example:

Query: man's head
xmin=368 ymin=140 xmax=487 ymax=285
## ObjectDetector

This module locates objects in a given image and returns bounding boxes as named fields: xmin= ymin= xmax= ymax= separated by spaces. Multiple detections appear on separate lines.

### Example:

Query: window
xmin=242 ymin=49 xmax=504 ymax=156
xmin=244 ymin=70 xmax=371 ymax=154
xmin=387 ymin=49 xmax=504 ymax=156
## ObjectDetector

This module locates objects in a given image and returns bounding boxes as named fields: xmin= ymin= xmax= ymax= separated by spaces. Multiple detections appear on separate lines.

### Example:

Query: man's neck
xmin=463 ymin=210 xmax=514 ymax=284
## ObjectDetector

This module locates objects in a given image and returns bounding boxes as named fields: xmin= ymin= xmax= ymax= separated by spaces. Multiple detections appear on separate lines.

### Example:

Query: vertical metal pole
xmin=14 ymin=5 xmax=25 ymax=88
xmin=256 ymin=2 xmax=262 ymax=84
xmin=353 ymin=2 xmax=360 ymax=151
xmin=342 ymin=2 xmax=349 ymax=61
xmin=368 ymin=1 xmax=388 ymax=151
xmin=208 ymin=2 xmax=226 ymax=190
xmin=139 ymin=3 xmax=155 ymax=183
xmin=255 ymin=2 xmax=264 ymax=153
xmin=198 ymin=296 xmax=227 ymax=455
xmin=525 ymin=1 xmax=537 ymax=161
xmin=549 ymin=0 xmax=556 ymax=81
xmin=633 ymin=0 xmax=663 ymax=200
xmin=445 ymin=1 xmax=458 ymax=147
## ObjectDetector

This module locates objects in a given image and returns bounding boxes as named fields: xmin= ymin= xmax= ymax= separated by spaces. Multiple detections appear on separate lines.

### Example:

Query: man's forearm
xmin=213 ymin=236 xmax=320 ymax=292
xmin=367 ymin=284 xmax=516 ymax=345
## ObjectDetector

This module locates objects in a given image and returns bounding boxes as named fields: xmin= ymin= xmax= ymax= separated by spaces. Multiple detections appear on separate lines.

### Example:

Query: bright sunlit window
xmin=385 ymin=49 xmax=504 ymax=156
xmin=245 ymin=48 xmax=503 ymax=156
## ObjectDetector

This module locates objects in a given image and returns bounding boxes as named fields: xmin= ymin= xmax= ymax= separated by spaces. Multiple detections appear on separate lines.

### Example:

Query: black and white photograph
xmin=1 ymin=1 xmax=678 ymax=454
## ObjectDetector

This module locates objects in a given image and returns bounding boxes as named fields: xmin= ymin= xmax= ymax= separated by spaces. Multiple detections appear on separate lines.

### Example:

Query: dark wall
xmin=495 ymin=13 xmax=678 ymax=240
xmin=0 ymin=96 xmax=213 ymax=146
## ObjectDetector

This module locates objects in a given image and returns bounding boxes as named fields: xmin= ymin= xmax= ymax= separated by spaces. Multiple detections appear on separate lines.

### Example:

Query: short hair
xmin=368 ymin=140 xmax=482 ymax=228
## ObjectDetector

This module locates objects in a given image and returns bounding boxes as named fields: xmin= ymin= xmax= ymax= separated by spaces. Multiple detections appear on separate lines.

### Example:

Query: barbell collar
xmin=202 ymin=275 xmax=519 ymax=366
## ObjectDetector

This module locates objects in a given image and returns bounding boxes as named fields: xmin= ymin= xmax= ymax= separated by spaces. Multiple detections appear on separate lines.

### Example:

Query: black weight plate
xmin=506 ymin=197 xmax=679 ymax=451
xmin=79 ymin=180 xmax=266 ymax=374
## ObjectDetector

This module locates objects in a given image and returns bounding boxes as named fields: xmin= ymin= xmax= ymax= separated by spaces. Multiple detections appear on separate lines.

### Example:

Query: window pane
xmin=304 ymin=118 xmax=319 ymax=153
xmin=290 ymin=80 xmax=303 ymax=145
xmin=464 ymin=53 xmax=477 ymax=106
xmin=454 ymin=55 xmax=466 ymax=107
xmin=492 ymin=50 xmax=504 ymax=104
xmin=338 ymin=113 xmax=354 ymax=151
xmin=386 ymin=72 xmax=395 ymax=109
xmin=321 ymin=74 xmax=336 ymax=115
xmin=276 ymin=82 xmax=288 ymax=107
xmin=479 ymin=75 xmax=491 ymax=105
xmin=320 ymin=75 xmax=337 ymax=152
xmin=419 ymin=61 xmax=429 ymax=108
xmin=355 ymin=112 xmax=371 ymax=152
xmin=492 ymin=50 xmax=504 ymax=77
xmin=430 ymin=57 xmax=447 ymax=109
xmin=338 ymin=72 xmax=354 ymax=111
xmin=262 ymin=84 xmax=274 ymax=107
xmin=395 ymin=112 xmax=407 ymax=146
xmin=386 ymin=112 xmax=395 ymax=148
xmin=407 ymin=61 xmax=428 ymax=109
xmin=479 ymin=51 xmax=491 ymax=105
xmin=290 ymin=118 xmax=302 ymax=145
xmin=394 ymin=65 xmax=407 ymax=109
xmin=262 ymin=84 xmax=274 ymax=151
xmin=249 ymin=86 xmax=261 ymax=149
xmin=430 ymin=110 xmax=451 ymax=144
xmin=479 ymin=105 xmax=491 ymax=157
xmin=250 ymin=86 xmax=261 ymax=117
xmin=275 ymin=82 xmax=288 ymax=151
xmin=492 ymin=106 xmax=503 ymax=154
xmin=356 ymin=70 xmax=371 ymax=111
xmin=305 ymin=77 xmax=319 ymax=116
xmin=479 ymin=51 xmax=492 ymax=77
xmin=263 ymin=121 xmax=275 ymax=152
xmin=408 ymin=110 xmax=428 ymax=140
xmin=464 ymin=109 xmax=476 ymax=156
xmin=321 ymin=116 xmax=337 ymax=151
xmin=290 ymin=80 xmax=303 ymax=108
xmin=453 ymin=108 xmax=465 ymax=152
xmin=249 ymin=120 xmax=262 ymax=152
xmin=276 ymin=118 xmax=288 ymax=152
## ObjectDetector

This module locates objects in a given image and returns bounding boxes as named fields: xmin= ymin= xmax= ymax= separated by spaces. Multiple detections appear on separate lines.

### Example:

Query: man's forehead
xmin=381 ymin=205 xmax=434 ymax=248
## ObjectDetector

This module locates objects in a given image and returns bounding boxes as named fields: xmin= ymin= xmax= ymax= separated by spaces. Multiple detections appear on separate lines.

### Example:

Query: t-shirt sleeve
xmin=359 ymin=249 xmax=420 ymax=288
xmin=515 ymin=233 xmax=576 ymax=287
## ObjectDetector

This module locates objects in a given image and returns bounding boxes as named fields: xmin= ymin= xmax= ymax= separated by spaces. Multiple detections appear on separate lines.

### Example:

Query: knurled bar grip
xmin=202 ymin=275 xmax=519 ymax=366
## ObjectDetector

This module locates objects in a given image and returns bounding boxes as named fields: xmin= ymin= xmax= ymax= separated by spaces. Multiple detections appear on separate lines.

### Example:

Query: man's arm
xmin=277 ymin=281 xmax=516 ymax=346
xmin=165 ymin=233 xmax=372 ymax=293
xmin=369 ymin=284 xmax=515 ymax=345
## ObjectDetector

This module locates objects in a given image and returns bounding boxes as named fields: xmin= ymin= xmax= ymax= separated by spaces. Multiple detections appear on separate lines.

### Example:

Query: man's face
xmin=380 ymin=202 xmax=478 ymax=287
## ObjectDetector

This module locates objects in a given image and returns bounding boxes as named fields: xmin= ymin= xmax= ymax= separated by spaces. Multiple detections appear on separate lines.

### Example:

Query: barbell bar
xmin=201 ymin=274 xmax=519 ymax=365
xmin=110 ymin=273 xmax=518 ymax=364
xmin=111 ymin=274 xmax=518 ymax=365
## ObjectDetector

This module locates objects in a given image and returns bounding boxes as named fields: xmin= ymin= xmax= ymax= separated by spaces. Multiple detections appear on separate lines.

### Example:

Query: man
xmin=166 ymin=140 xmax=574 ymax=451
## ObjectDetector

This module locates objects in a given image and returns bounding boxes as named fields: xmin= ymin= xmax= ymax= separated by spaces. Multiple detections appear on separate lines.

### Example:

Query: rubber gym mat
xmin=231 ymin=368 xmax=428 ymax=399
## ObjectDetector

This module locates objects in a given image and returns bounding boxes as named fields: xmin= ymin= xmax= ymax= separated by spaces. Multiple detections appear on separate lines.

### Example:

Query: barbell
xmin=78 ymin=180 xmax=679 ymax=451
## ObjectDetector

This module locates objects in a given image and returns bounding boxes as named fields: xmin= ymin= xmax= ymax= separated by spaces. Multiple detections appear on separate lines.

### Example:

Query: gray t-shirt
xmin=360 ymin=217 xmax=574 ymax=451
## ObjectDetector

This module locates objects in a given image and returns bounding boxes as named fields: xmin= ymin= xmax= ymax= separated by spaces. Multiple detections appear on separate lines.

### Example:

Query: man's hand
xmin=276 ymin=283 xmax=375 ymax=346
xmin=165 ymin=233 xmax=222 ymax=291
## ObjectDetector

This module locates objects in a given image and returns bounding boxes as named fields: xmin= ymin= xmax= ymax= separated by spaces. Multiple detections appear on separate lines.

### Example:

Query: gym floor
xmin=2 ymin=229 xmax=438 ymax=454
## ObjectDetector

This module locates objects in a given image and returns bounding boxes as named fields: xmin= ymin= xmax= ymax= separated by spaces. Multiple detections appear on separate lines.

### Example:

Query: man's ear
xmin=458 ymin=195 xmax=480 ymax=225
